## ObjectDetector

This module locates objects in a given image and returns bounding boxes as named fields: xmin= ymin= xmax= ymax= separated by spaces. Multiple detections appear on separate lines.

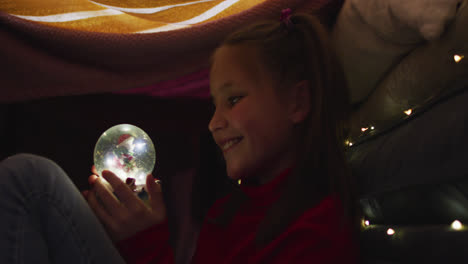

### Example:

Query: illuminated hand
xmin=82 ymin=166 xmax=167 ymax=242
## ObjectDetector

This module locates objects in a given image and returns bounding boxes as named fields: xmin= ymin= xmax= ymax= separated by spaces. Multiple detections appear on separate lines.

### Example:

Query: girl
xmin=86 ymin=9 xmax=359 ymax=264
xmin=0 ymin=9 xmax=359 ymax=264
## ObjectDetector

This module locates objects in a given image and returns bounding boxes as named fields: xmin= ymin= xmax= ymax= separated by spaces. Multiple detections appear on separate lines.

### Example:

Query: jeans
xmin=0 ymin=154 xmax=126 ymax=264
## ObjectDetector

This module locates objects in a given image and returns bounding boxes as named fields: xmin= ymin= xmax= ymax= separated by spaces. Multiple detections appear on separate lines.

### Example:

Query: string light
xmin=387 ymin=228 xmax=395 ymax=236
xmin=451 ymin=220 xmax=462 ymax=230
xmin=361 ymin=219 xmax=370 ymax=229
xmin=370 ymin=126 xmax=375 ymax=130
xmin=454 ymin=54 xmax=464 ymax=63
xmin=404 ymin=109 xmax=413 ymax=116
xmin=361 ymin=127 xmax=368 ymax=132
xmin=345 ymin=140 xmax=353 ymax=147
xmin=238 ymin=179 xmax=242 ymax=185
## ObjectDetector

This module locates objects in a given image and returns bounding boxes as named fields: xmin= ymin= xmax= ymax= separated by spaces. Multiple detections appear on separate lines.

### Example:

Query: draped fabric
xmin=0 ymin=0 xmax=339 ymax=103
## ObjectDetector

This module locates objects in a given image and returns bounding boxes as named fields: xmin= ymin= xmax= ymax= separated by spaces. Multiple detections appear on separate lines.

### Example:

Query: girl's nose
xmin=208 ymin=109 xmax=227 ymax=132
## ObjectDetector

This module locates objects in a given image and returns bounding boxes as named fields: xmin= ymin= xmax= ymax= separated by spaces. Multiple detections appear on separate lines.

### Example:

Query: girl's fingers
xmin=87 ymin=188 xmax=117 ymax=231
xmin=93 ymin=177 xmax=122 ymax=215
xmin=145 ymin=174 xmax=159 ymax=198
xmin=91 ymin=165 xmax=98 ymax=175
xmin=146 ymin=174 xmax=165 ymax=215
xmin=82 ymin=190 xmax=89 ymax=199
xmin=88 ymin=174 xmax=98 ymax=185
xmin=101 ymin=170 xmax=139 ymax=207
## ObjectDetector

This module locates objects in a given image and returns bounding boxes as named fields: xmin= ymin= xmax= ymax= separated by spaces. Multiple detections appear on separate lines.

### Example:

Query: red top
xmin=116 ymin=169 xmax=359 ymax=264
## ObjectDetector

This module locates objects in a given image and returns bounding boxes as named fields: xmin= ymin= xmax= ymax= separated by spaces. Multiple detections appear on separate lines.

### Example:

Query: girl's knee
xmin=3 ymin=153 xmax=60 ymax=172
xmin=0 ymin=153 xmax=67 ymax=190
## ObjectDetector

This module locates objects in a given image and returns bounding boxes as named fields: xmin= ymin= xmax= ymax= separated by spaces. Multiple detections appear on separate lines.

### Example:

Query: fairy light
xmin=387 ymin=228 xmax=395 ymax=236
xmin=404 ymin=109 xmax=413 ymax=116
xmin=361 ymin=127 xmax=368 ymax=132
xmin=361 ymin=218 xmax=370 ymax=228
xmin=370 ymin=126 xmax=375 ymax=130
xmin=451 ymin=220 xmax=462 ymax=230
xmin=238 ymin=179 xmax=242 ymax=185
xmin=349 ymin=142 xmax=353 ymax=146
xmin=345 ymin=140 xmax=353 ymax=147
xmin=454 ymin=54 xmax=464 ymax=63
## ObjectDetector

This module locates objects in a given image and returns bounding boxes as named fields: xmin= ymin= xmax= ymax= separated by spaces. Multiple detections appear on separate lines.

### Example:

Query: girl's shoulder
xmin=271 ymin=195 xmax=359 ymax=262
xmin=286 ymin=195 xmax=355 ymax=242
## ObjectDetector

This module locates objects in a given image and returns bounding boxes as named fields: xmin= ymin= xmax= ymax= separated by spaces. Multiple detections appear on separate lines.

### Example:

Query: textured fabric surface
xmin=1 ymin=0 xmax=268 ymax=34
xmin=0 ymin=0 xmax=338 ymax=103
xmin=341 ymin=0 xmax=468 ymax=140
xmin=332 ymin=0 xmax=465 ymax=105
xmin=350 ymin=82 xmax=468 ymax=264
xmin=361 ymin=225 xmax=468 ymax=263
xmin=348 ymin=82 xmax=468 ymax=197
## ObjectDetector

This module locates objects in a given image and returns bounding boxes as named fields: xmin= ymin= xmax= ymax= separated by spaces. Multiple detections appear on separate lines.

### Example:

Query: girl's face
xmin=209 ymin=45 xmax=297 ymax=183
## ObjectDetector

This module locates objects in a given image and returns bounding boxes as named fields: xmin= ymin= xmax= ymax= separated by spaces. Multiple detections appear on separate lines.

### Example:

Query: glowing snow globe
xmin=93 ymin=124 xmax=156 ymax=195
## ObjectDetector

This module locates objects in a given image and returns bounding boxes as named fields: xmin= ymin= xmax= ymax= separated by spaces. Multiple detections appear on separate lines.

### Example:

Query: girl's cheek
xmin=228 ymin=105 xmax=245 ymax=124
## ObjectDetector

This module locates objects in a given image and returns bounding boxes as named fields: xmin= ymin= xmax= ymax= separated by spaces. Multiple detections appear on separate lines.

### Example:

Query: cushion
xmin=331 ymin=0 xmax=462 ymax=104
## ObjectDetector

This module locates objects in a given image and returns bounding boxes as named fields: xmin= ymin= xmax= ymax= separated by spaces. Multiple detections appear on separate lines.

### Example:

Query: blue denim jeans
xmin=0 ymin=154 xmax=126 ymax=264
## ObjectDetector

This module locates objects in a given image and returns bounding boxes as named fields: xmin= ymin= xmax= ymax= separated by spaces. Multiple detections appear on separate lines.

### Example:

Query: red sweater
xmin=117 ymin=169 xmax=359 ymax=264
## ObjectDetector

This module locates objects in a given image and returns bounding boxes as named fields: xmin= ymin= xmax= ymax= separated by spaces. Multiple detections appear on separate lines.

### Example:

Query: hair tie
xmin=280 ymin=8 xmax=293 ymax=30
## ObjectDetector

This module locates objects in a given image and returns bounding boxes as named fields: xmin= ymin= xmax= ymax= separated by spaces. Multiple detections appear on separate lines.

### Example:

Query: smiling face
xmin=209 ymin=45 xmax=298 ymax=183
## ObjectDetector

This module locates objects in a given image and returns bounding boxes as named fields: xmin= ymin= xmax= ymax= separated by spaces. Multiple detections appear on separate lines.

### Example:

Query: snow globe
xmin=93 ymin=124 xmax=156 ymax=196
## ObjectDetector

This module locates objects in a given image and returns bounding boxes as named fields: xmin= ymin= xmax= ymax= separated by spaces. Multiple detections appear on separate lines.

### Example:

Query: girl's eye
xmin=228 ymin=96 xmax=243 ymax=106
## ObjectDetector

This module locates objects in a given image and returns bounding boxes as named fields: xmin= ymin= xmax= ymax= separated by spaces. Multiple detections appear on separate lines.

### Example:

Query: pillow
xmin=387 ymin=0 xmax=461 ymax=41
xmin=331 ymin=0 xmax=461 ymax=104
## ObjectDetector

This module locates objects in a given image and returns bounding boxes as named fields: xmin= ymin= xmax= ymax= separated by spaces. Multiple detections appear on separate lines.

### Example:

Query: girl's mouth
xmin=222 ymin=137 xmax=243 ymax=153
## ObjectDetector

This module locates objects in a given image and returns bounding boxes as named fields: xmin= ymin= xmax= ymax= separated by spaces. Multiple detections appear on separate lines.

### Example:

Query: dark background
xmin=0 ymin=94 xmax=214 ymax=191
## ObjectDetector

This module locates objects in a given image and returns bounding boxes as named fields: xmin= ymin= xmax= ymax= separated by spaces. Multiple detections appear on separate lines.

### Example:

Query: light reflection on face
xmin=209 ymin=45 xmax=296 ymax=182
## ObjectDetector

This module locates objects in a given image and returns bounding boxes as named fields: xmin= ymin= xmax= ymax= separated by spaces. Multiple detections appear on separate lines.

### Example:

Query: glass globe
xmin=93 ymin=124 xmax=156 ymax=193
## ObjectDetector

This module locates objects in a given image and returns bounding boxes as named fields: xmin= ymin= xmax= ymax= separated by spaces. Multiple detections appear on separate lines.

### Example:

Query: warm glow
xmin=404 ymin=109 xmax=413 ymax=116
xmin=365 ymin=220 xmax=370 ymax=226
xmin=370 ymin=126 xmax=375 ymax=130
xmin=361 ymin=127 xmax=368 ymax=132
xmin=89 ymin=0 xmax=215 ymax=14
xmin=105 ymin=156 xmax=115 ymax=167
xmin=137 ymin=0 xmax=240 ymax=33
xmin=387 ymin=228 xmax=395 ymax=235
xmin=454 ymin=55 xmax=464 ymax=63
xmin=12 ymin=9 xmax=123 ymax=23
xmin=135 ymin=142 xmax=146 ymax=151
xmin=349 ymin=142 xmax=353 ymax=146
xmin=452 ymin=220 xmax=463 ymax=230
xmin=137 ymin=172 xmax=146 ymax=182
xmin=238 ymin=179 xmax=242 ymax=185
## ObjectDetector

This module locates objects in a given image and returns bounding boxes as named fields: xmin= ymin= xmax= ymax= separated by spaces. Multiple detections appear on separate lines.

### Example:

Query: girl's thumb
xmin=146 ymin=174 xmax=165 ymax=211
xmin=146 ymin=174 xmax=161 ymax=195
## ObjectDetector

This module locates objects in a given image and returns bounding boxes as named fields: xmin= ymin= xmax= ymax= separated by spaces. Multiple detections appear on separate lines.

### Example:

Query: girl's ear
xmin=288 ymin=80 xmax=310 ymax=124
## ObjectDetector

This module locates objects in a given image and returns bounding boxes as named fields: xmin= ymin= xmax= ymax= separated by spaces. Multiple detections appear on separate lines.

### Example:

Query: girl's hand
xmin=82 ymin=166 xmax=167 ymax=242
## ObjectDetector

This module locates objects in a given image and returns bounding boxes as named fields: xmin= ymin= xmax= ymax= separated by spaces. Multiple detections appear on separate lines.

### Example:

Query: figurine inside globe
xmin=93 ymin=124 xmax=156 ymax=194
